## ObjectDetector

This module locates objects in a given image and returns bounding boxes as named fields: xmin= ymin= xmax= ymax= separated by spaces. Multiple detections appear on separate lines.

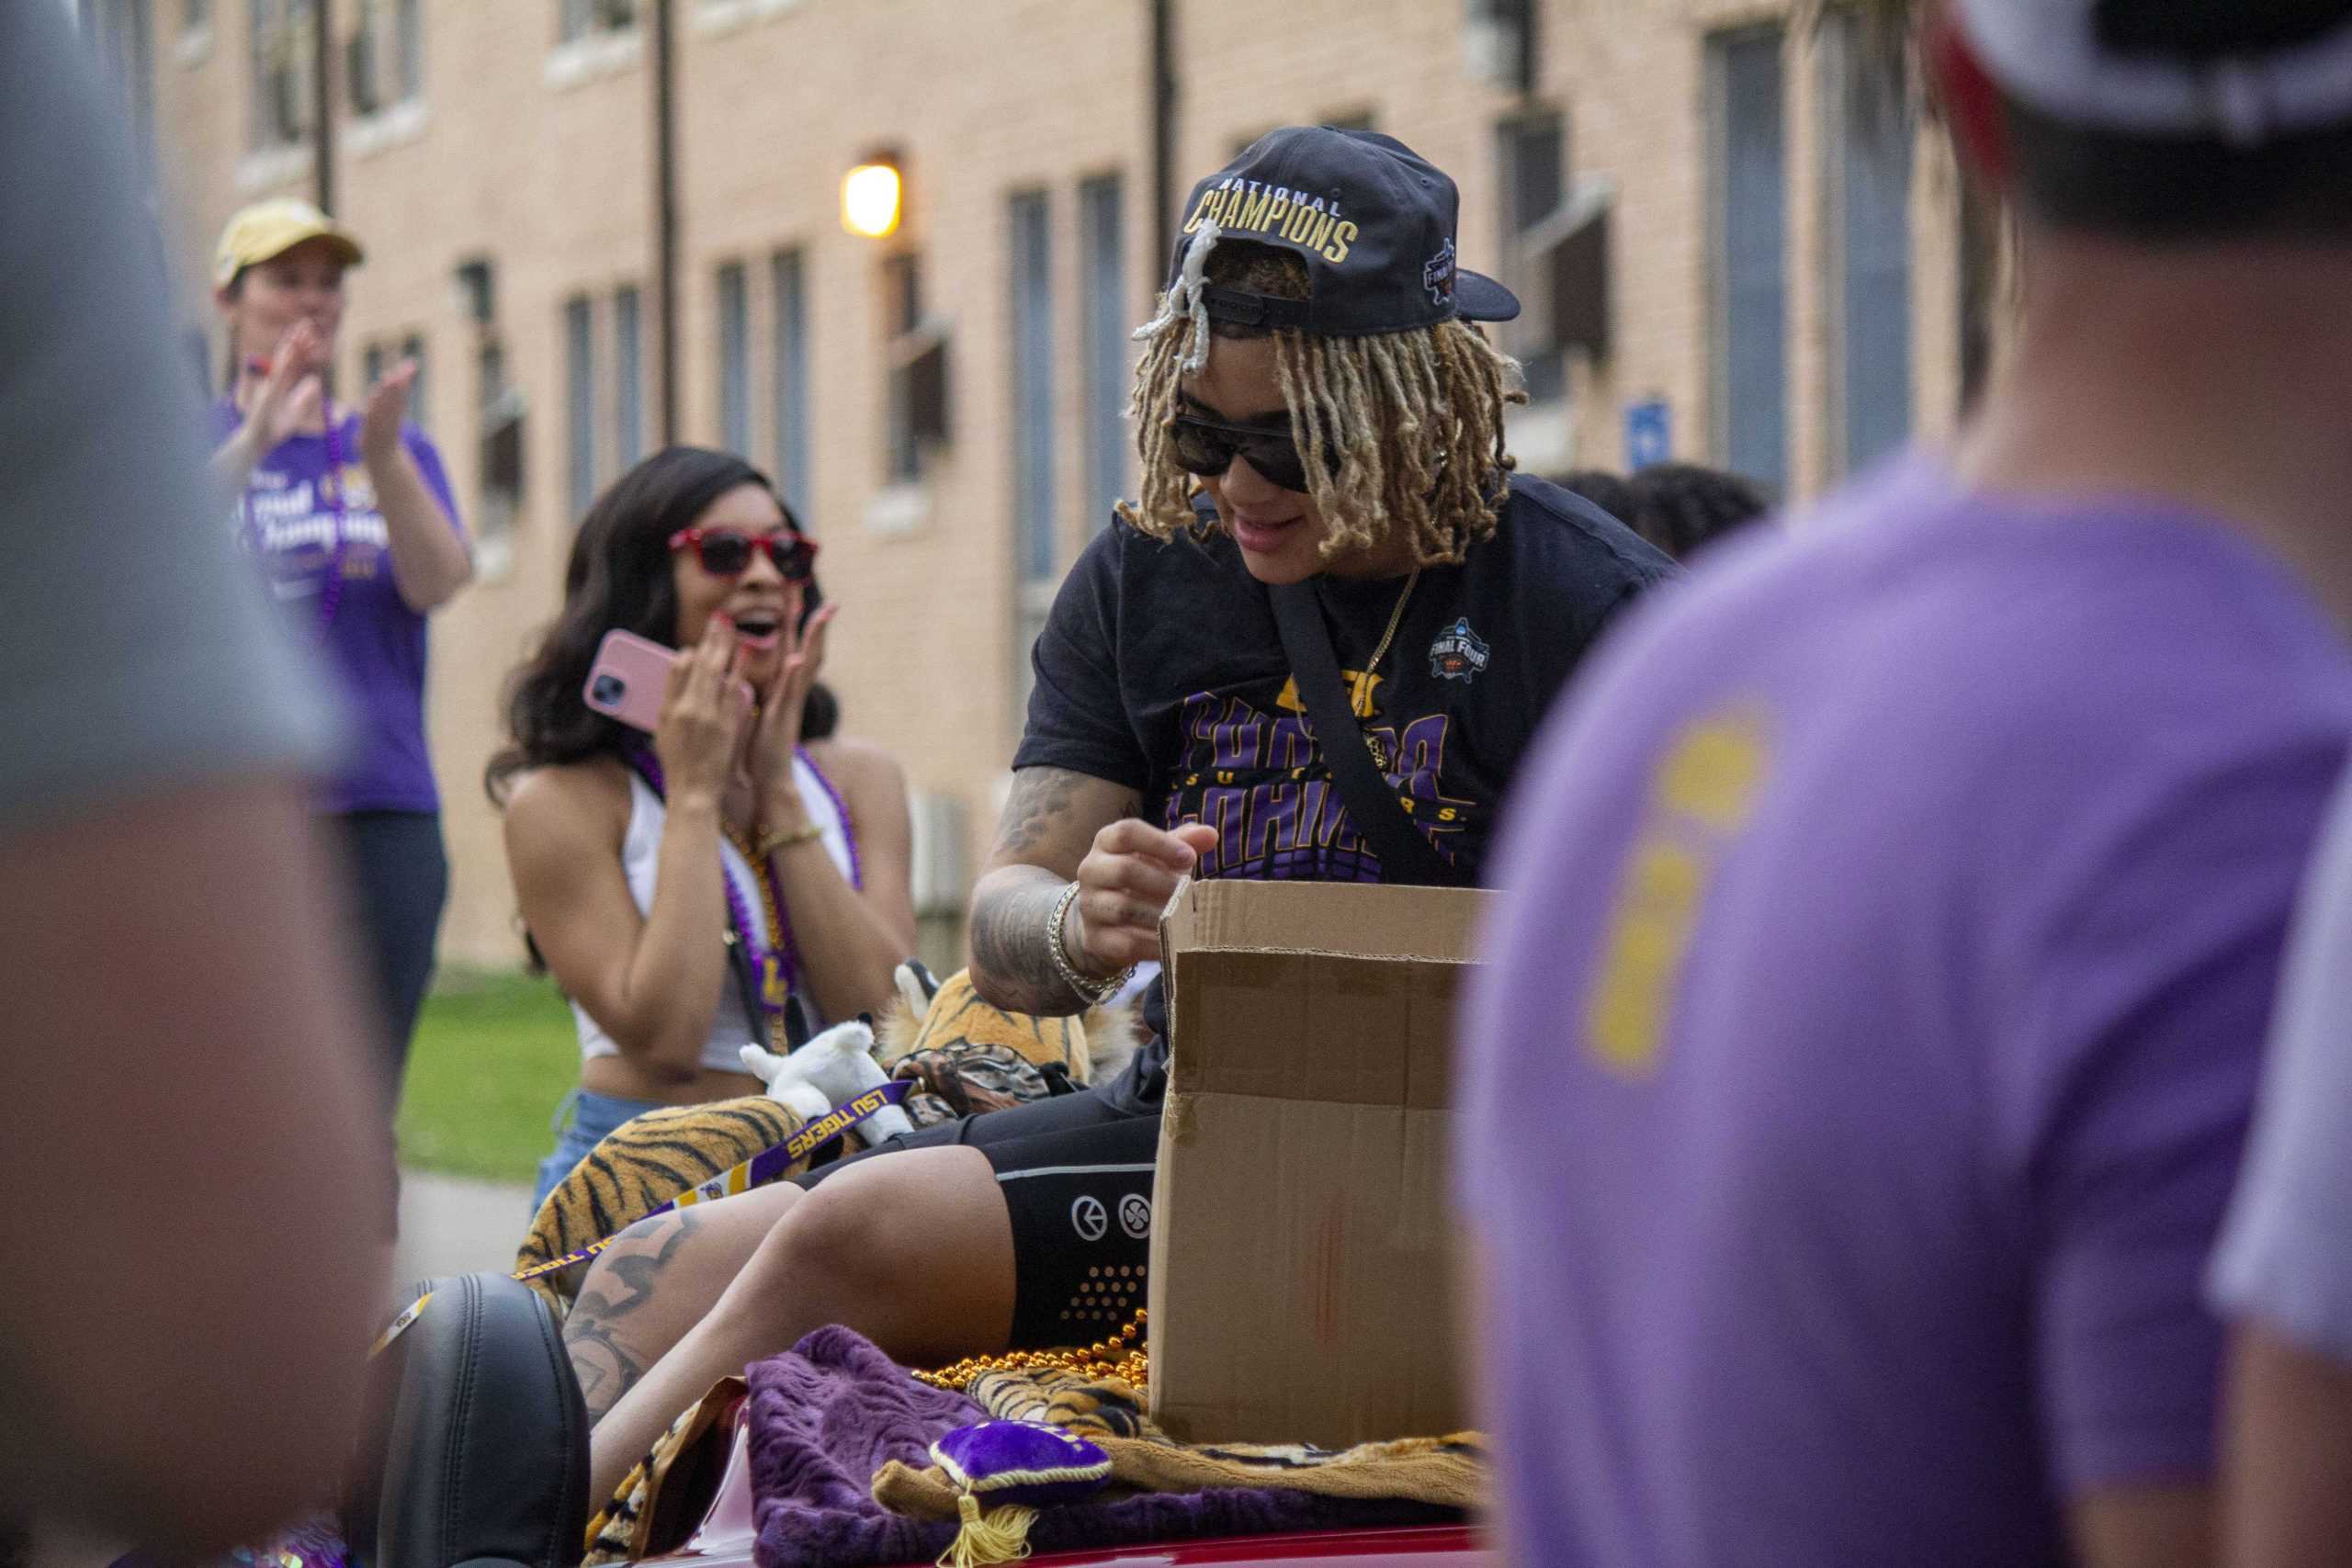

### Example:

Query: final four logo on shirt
xmin=1430 ymin=617 xmax=1489 ymax=682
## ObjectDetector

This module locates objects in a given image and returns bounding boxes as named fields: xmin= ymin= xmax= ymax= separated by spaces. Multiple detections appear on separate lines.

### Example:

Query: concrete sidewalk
xmin=392 ymin=1168 xmax=536 ymax=1285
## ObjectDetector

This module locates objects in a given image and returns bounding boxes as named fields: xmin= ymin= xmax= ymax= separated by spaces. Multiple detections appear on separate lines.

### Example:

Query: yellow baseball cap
xmin=213 ymin=198 xmax=365 ymax=289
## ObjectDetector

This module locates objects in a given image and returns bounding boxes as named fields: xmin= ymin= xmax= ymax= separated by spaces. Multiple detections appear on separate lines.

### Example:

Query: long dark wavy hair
xmin=484 ymin=446 xmax=835 ymax=806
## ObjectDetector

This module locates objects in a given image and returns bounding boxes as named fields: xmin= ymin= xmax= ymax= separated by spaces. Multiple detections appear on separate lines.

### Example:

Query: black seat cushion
xmin=345 ymin=1272 xmax=589 ymax=1568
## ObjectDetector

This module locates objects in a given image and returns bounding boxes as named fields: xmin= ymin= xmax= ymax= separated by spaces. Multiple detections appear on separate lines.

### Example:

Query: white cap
xmin=1951 ymin=0 xmax=2352 ymax=148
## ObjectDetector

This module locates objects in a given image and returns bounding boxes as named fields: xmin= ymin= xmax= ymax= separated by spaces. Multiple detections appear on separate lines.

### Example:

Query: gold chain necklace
xmin=1333 ymin=566 xmax=1419 ymax=716
xmin=1364 ymin=566 xmax=1419 ymax=674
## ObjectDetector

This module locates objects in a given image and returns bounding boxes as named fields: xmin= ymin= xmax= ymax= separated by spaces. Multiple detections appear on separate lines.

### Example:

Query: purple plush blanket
xmin=746 ymin=1328 xmax=1453 ymax=1568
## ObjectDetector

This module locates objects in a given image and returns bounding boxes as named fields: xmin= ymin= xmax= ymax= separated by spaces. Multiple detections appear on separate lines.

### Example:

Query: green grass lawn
xmin=395 ymin=967 xmax=580 ymax=1185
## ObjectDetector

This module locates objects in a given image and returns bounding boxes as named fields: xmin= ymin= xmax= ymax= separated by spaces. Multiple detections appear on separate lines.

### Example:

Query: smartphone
xmin=583 ymin=628 xmax=753 ymax=734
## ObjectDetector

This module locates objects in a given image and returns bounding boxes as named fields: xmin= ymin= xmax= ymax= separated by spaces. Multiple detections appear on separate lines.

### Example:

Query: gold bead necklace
xmin=910 ymin=1308 xmax=1149 ymax=1393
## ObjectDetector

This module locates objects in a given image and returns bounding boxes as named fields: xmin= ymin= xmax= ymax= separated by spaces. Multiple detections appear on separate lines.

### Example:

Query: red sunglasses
xmin=667 ymin=526 xmax=820 ymax=581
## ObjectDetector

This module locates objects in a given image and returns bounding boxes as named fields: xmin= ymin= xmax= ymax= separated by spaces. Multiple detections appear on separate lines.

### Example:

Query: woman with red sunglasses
xmin=488 ymin=446 xmax=917 ymax=1206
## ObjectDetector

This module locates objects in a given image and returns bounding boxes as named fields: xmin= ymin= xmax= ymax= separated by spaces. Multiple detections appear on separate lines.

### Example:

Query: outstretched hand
xmin=360 ymin=358 xmax=417 ymax=467
xmin=242 ymin=320 xmax=324 ymax=451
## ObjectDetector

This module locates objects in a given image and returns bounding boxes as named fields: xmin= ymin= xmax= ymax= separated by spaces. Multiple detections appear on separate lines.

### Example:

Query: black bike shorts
xmin=793 ymin=1087 xmax=1159 ymax=1348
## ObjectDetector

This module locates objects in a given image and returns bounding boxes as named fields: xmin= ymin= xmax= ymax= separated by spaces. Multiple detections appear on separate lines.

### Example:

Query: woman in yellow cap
xmin=210 ymin=198 xmax=475 ymax=1092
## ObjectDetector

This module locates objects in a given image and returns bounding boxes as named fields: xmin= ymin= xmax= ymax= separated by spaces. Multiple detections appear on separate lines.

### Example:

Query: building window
xmin=1010 ymin=189 xmax=1057 ymax=695
xmin=478 ymin=336 xmax=526 ymax=568
xmin=566 ymin=296 xmax=596 ymax=520
xmin=771 ymin=249 xmax=811 ymax=523
xmin=362 ymin=342 xmax=385 ymax=390
xmin=717 ymin=262 xmax=751 ymax=457
xmin=559 ymin=0 xmax=636 ymax=41
xmin=1710 ymin=25 xmax=1789 ymax=497
xmin=401 ymin=331 xmax=429 ymax=435
xmin=248 ymin=0 xmax=313 ymax=150
xmin=614 ymin=286 xmax=644 ymax=471
xmin=1010 ymin=191 xmax=1057 ymax=584
xmin=883 ymin=252 xmax=948 ymax=484
xmin=185 ymin=0 xmax=210 ymax=29
xmin=1497 ymin=110 xmax=1567 ymax=404
xmin=348 ymin=0 xmax=423 ymax=114
xmin=1825 ymin=14 xmax=1913 ymax=475
xmin=1079 ymin=175 xmax=1128 ymax=530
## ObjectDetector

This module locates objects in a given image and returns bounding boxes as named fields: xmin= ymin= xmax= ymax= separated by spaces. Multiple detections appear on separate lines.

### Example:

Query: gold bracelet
xmin=1046 ymin=881 xmax=1133 ymax=1007
xmin=752 ymin=821 xmax=825 ymax=860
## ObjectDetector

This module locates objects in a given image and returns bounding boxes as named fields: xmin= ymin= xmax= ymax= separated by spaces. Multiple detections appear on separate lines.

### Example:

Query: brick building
xmin=103 ymin=0 xmax=1977 ymax=969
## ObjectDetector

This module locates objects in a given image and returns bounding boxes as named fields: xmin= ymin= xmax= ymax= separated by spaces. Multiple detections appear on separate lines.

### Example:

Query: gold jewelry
xmin=1046 ymin=880 xmax=1132 ymax=1008
xmin=910 ymin=1309 xmax=1148 ymax=1392
xmin=753 ymin=821 xmax=824 ymax=860
xmin=1363 ymin=566 xmax=1419 ymax=682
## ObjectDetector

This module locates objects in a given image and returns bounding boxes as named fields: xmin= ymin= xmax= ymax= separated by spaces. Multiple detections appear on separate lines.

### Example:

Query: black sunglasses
xmin=1168 ymin=412 xmax=1340 ymax=494
xmin=667 ymin=526 xmax=820 ymax=581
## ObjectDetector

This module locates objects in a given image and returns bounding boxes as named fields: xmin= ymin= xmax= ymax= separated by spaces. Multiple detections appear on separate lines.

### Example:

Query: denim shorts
xmin=531 ymin=1087 xmax=664 ymax=1210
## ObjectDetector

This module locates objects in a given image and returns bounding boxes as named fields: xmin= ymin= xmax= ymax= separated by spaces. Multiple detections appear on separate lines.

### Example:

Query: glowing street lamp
xmin=842 ymin=161 xmax=902 ymax=240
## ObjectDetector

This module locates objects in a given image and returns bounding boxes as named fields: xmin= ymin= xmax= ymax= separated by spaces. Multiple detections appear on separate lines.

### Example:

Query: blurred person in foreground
xmin=0 ymin=4 xmax=389 ymax=1562
xmin=210 ymin=199 xmax=472 ymax=1096
xmin=1558 ymin=463 xmax=1773 ymax=562
xmin=1459 ymin=1 xmax=2352 ymax=1564
xmin=2208 ymin=762 xmax=2352 ymax=1568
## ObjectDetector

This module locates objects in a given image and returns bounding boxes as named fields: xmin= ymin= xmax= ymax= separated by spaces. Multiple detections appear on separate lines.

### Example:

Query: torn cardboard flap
xmin=1148 ymin=877 xmax=1495 ymax=1450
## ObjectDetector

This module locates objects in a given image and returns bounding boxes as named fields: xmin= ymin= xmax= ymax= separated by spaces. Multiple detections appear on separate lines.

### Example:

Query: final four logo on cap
xmin=1430 ymin=618 xmax=1490 ymax=682
xmin=1423 ymin=239 xmax=1458 ymax=308
xmin=1167 ymin=126 xmax=1520 ymax=339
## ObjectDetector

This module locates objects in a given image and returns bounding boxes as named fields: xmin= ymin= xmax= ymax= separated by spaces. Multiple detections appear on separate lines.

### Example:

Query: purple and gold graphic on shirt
xmin=242 ymin=460 xmax=393 ymax=592
xmin=1160 ymin=683 xmax=1475 ymax=883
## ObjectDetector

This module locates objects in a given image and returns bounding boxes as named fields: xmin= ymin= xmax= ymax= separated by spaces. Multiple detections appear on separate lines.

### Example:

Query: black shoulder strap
xmin=1266 ymin=581 xmax=1461 ymax=886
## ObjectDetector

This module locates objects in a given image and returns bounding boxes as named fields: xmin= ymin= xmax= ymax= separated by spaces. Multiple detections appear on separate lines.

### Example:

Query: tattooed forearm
xmin=972 ymin=767 xmax=1137 ymax=1015
xmin=969 ymin=868 xmax=1082 ymax=1017
xmin=564 ymin=1209 xmax=701 ymax=1424
xmin=991 ymin=767 xmax=1085 ymax=858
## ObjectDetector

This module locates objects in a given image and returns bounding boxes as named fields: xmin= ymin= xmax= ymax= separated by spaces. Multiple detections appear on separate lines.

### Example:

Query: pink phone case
xmin=584 ymin=629 xmax=753 ymax=734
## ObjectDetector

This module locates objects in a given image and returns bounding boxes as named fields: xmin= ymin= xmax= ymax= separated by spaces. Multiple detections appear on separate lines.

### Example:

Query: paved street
xmin=391 ymin=1168 xmax=537 ymax=1287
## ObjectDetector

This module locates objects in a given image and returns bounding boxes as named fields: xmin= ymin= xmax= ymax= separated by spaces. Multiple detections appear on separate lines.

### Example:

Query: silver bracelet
xmin=1046 ymin=881 xmax=1132 ymax=1008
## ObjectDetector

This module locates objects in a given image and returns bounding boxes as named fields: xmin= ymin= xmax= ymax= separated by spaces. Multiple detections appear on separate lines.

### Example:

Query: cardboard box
xmin=1147 ymin=877 xmax=1492 ymax=1449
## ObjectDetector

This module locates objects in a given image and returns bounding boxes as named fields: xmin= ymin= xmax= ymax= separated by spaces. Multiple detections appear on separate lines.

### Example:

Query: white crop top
xmin=572 ymin=750 xmax=857 ymax=1073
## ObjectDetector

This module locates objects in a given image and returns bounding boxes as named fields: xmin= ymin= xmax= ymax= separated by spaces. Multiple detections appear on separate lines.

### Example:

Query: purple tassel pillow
xmin=931 ymin=1421 xmax=1112 ymax=1507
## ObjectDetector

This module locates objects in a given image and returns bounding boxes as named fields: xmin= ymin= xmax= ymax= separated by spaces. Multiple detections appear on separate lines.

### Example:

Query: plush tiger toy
xmin=514 ymin=963 xmax=1140 ymax=1312
xmin=876 ymin=961 xmax=1140 ymax=1123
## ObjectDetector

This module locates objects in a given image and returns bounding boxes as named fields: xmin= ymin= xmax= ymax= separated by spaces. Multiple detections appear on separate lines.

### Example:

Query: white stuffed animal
xmin=740 ymin=1019 xmax=917 ymax=1149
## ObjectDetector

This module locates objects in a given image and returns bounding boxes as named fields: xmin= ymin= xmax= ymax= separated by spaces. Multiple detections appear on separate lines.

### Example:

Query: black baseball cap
xmin=1165 ymin=126 xmax=1521 ymax=337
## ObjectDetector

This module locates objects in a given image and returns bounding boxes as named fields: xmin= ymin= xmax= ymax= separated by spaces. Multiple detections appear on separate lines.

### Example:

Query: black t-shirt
xmin=1017 ymin=473 xmax=1676 ymax=885
xmin=1017 ymin=474 xmax=1677 ymax=1112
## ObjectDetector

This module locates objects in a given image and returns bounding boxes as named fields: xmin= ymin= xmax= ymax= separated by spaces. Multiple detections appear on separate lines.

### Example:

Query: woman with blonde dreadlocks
xmin=566 ymin=128 xmax=1672 ymax=1500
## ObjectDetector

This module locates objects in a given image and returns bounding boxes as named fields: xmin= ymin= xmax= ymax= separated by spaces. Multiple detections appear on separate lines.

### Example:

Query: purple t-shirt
xmin=218 ymin=402 xmax=463 ymax=813
xmin=1456 ymin=455 xmax=2352 ymax=1567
